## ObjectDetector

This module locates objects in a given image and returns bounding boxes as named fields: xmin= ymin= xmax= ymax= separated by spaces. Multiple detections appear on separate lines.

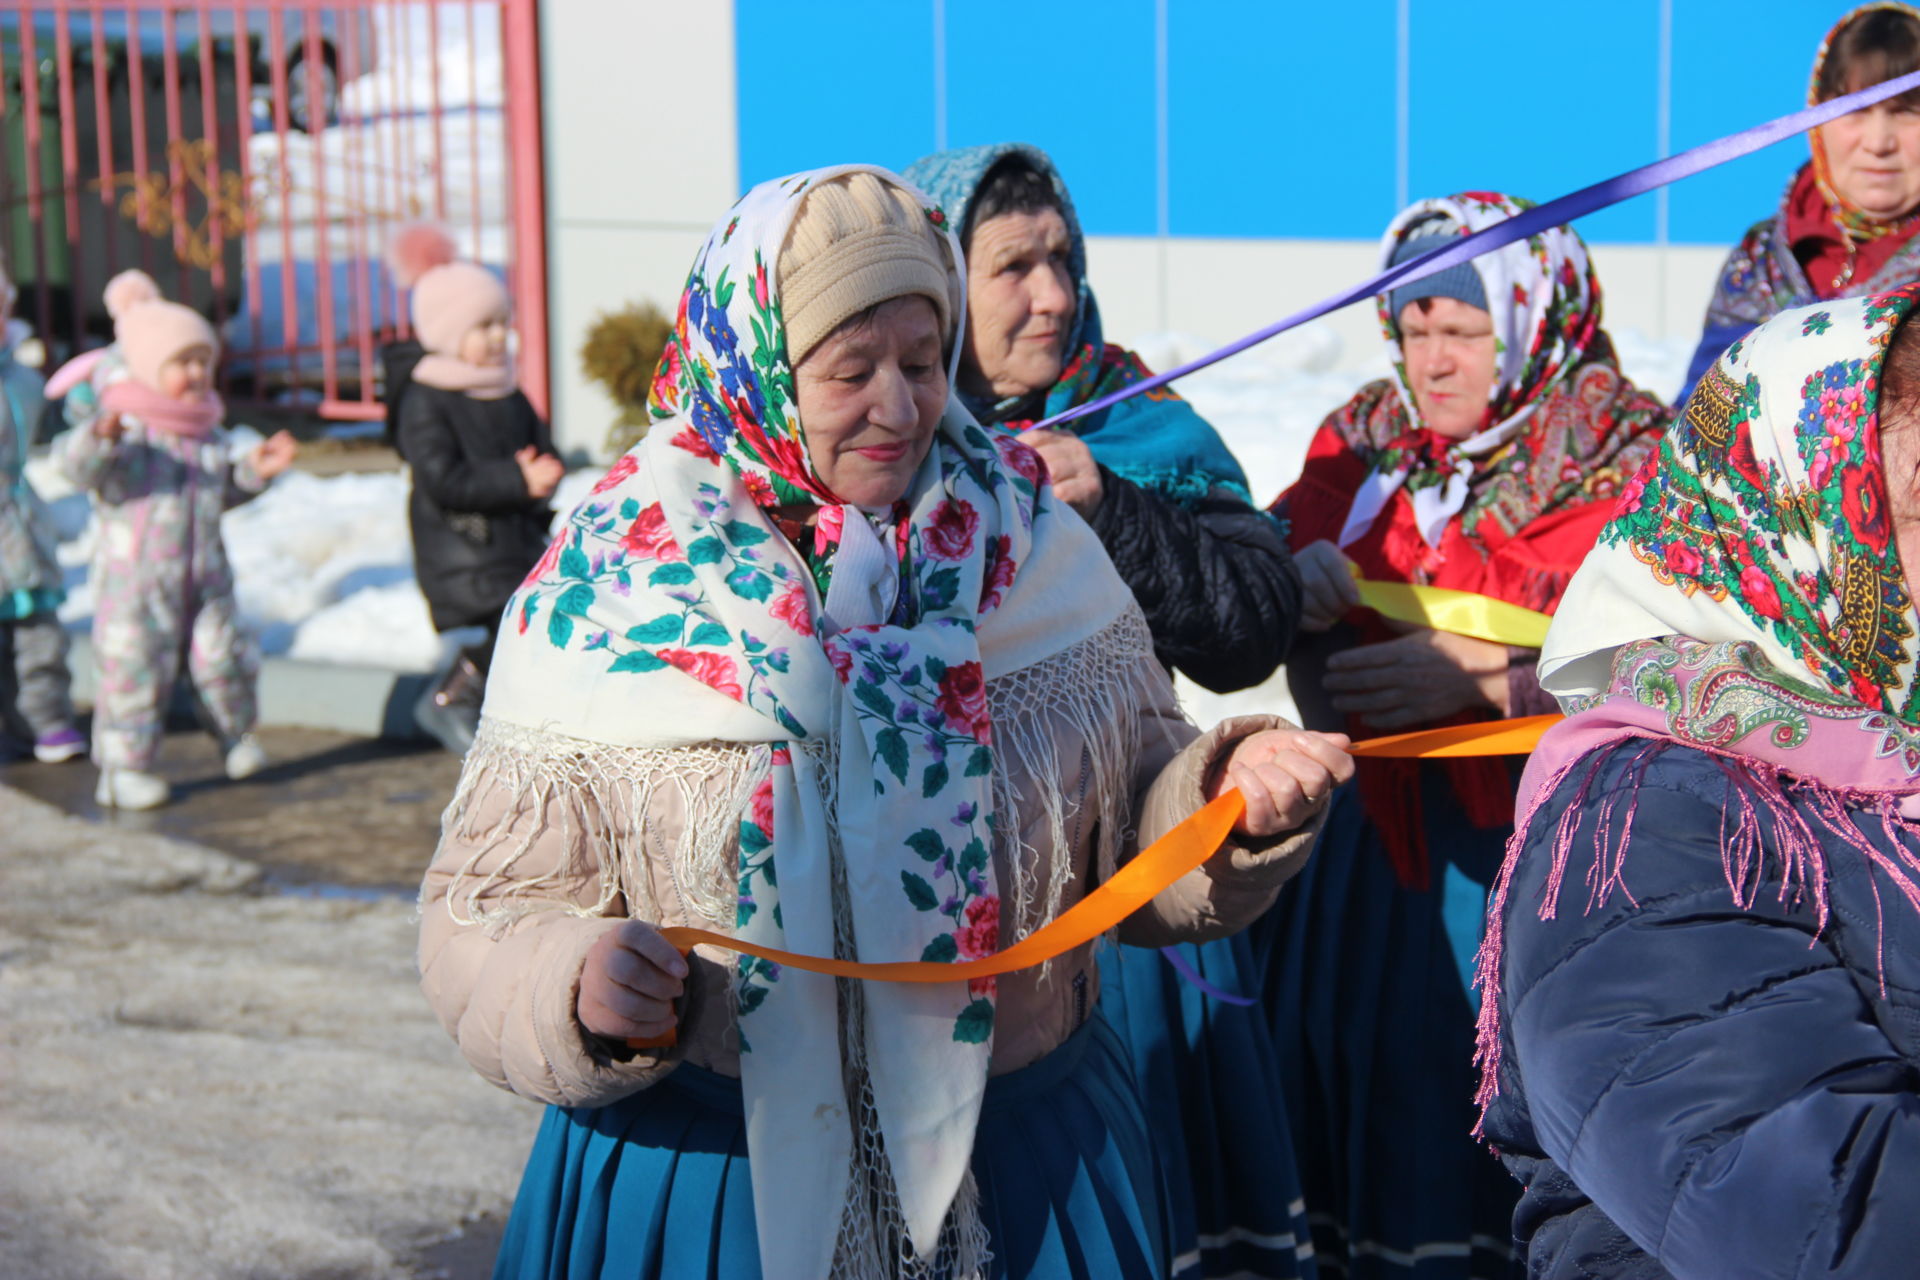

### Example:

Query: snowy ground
xmin=0 ymin=784 xmax=529 ymax=1279
xmin=26 ymin=324 xmax=1693 ymax=727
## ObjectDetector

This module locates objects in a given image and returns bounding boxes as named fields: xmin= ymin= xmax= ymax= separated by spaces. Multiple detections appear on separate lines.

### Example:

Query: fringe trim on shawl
xmin=1472 ymin=735 xmax=1920 ymax=1135
xmin=435 ymin=605 xmax=1164 ymax=1280
xmin=987 ymin=604 xmax=1160 ymax=967
xmin=434 ymin=725 xmax=780 ymax=937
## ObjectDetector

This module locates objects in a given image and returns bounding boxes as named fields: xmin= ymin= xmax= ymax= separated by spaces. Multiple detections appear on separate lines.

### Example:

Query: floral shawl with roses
xmin=481 ymin=166 xmax=1137 ymax=1280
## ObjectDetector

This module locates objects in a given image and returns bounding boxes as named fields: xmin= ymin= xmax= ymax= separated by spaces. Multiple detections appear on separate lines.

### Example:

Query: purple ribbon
xmin=1159 ymin=945 xmax=1256 ymax=1006
xmin=1038 ymin=67 xmax=1920 ymax=431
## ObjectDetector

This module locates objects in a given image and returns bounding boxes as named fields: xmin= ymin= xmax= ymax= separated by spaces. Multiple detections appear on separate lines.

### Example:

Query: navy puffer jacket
xmin=1481 ymin=740 xmax=1920 ymax=1279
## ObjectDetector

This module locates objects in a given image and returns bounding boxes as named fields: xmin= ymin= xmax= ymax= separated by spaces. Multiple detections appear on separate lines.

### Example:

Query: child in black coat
xmin=390 ymin=231 xmax=561 ymax=752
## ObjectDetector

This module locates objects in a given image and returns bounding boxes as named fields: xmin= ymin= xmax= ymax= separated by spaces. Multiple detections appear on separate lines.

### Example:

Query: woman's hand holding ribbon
xmin=580 ymin=919 xmax=688 ymax=1044
xmin=1212 ymin=728 xmax=1356 ymax=836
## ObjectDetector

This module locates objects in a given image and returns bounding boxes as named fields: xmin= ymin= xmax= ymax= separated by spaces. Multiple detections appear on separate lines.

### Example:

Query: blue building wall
xmin=736 ymin=0 xmax=1862 ymax=246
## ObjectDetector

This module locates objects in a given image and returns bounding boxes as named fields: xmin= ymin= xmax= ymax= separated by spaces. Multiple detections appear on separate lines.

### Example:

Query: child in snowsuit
xmin=391 ymin=245 xmax=560 ymax=753
xmin=58 ymin=297 xmax=297 ymax=809
xmin=0 ymin=266 xmax=80 ymax=761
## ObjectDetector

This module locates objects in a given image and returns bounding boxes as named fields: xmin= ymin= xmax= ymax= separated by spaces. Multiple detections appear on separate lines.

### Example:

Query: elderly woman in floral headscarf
xmin=416 ymin=164 xmax=1352 ymax=1280
xmin=1683 ymin=3 xmax=1920 ymax=402
xmin=1262 ymin=192 xmax=1671 ymax=1279
xmin=1477 ymin=283 xmax=1920 ymax=1277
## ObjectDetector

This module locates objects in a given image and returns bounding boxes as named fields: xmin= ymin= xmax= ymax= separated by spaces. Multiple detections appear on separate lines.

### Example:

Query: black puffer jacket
xmin=1085 ymin=466 xmax=1300 ymax=693
xmin=1484 ymin=741 xmax=1920 ymax=1278
xmin=395 ymin=383 xmax=556 ymax=632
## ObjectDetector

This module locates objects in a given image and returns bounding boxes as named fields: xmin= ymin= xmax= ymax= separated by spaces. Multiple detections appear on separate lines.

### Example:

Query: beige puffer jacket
xmin=419 ymin=608 xmax=1323 ymax=1109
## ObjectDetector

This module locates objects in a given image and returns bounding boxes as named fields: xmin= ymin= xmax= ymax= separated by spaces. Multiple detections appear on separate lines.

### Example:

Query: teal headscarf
xmin=903 ymin=142 xmax=1254 ymax=509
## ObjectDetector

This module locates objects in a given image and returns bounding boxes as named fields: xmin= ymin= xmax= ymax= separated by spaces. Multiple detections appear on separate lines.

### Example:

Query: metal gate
xmin=0 ymin=0 xmax=547 ymax=421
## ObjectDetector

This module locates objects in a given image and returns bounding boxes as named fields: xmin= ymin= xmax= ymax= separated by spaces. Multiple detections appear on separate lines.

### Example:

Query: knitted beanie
xmin=116 ymin=300 xmax=218 ymax=391
xmin=778 ymin=171 xmax=959 ymax=365
xmin=411 ymin=261 xmax=509 ymax=357
xmin=1386 ymin=228 xmax=1488 ymax=320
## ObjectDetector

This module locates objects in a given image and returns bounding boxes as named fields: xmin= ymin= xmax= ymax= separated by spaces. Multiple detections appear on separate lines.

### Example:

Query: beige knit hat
xmin=778 ymin=171 xmax=959 ymax=365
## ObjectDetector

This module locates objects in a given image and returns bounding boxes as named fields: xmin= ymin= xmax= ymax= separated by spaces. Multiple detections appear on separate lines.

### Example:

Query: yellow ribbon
xmin=627 ymin=714 xmax=1562 ymax=1046
xmin=1354 ymin=577 xmax=1553 ymax=649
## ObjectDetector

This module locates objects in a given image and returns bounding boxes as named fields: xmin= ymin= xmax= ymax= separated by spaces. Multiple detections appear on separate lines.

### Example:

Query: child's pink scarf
xmin=99 ymin=379 xmax=223 ymax=439
xmin=410 ymin=353 xmax=517 ymax=399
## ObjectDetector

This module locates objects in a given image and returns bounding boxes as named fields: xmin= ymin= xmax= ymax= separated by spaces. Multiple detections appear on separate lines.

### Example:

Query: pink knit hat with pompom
xmin=116 ymin=300 xmax=218 ymax=392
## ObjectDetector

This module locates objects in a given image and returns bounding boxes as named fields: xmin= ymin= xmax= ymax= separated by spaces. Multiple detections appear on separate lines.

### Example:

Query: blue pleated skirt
xmin=491 ymin=1014 xmax=1170 ymax=1280
xmin=1250 ymin=776 xmax=1521 ymax=1280
xmin=1098 ymin=936 xmax=1317 ymax=1280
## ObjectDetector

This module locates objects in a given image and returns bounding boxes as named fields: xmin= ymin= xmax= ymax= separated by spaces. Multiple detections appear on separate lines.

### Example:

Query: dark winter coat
xmin=1481 ymin=741 xmax=1920 ymax=1278
xmin=1085 ymin=466 xmax=1298 ymax=693
xmin=395 ymin=383 xmax=555 ymax=632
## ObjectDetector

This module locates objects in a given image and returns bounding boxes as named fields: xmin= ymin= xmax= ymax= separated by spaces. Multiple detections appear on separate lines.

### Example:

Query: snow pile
xmin=0 ymin=786 xmax=529 ymax=1278
xmin=339 ymin=3 xmax=505 ymax=117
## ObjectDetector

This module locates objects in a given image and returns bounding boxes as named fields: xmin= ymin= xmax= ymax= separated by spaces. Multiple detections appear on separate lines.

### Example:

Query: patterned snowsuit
xmin=56 ymin=398 xmax=265 ymax=772
xmin=0 ymin=350 xmax=72 ymax=741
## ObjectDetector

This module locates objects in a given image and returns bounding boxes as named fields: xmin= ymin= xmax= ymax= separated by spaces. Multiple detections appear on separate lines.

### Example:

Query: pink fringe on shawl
xmin=1472 ymin=729 xmax=1920 ymax=1137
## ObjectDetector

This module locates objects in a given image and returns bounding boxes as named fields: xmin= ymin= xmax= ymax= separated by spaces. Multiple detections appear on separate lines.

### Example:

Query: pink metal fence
xmin=0 ymin=0 xmax=548 ymax=422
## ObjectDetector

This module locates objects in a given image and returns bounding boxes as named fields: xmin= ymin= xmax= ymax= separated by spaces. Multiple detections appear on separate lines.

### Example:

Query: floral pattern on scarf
xmin=1321 ymin=192 xmax=1667 ymax=552
xmin=489 ymin=164 xmax=1134 ymax=1280
xmin=1554 ymin=284 xmax=1920 ymax=719
xmin=1809 ymin=3 xmax=1920 ymax=243
xmin=1704 ymin=5 xmax=1920 ymax=339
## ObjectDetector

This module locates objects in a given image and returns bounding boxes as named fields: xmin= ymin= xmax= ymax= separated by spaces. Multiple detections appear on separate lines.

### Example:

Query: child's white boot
xmin=95 ymin=767 xmax=170 ymax=810
xmin=224 ymin=734 xmax=269 ymax=780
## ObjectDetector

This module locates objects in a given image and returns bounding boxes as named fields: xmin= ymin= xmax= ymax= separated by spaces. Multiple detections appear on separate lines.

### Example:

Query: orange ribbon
xmin=627 ymin=713 xmax=1561 ymax=1048
xmin=1346 ymin=713 xmax=1563 ymax=758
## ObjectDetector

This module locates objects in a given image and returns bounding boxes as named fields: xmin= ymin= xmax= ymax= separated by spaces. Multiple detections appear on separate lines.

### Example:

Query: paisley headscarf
xmin=1328 ymin=192 xmax=1659 ymax=552
xmin=903 ymin=142 xmax=1256 ymax=509
xmin=484 ymin=165 xmax=1135 ymax=1280
xmin=1476 ymin=285 xmax=1920 ymax=1120
xmin=1810 ymin=3 xmax=1920 ymax=243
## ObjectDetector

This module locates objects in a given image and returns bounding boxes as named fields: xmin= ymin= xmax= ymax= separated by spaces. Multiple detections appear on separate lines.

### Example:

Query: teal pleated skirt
xmin=491 ymin=1014 xmax=1170 ymax=1279
xmin=1099 ymin=937 xmax=1317 ymax=1280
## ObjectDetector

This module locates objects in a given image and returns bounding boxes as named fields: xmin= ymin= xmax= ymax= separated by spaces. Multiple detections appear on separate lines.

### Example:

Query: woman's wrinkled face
xmin=962 ymin=208 xmax=1075 ymax=401
xmin=458 ymin=311 xmax=511 ymax=366
xmin=158 ymin=344 xmax=214 ymax=400
xmin=793 ymin=294 xmax=947 ymax=507
xmin=1818 ymin=94 xmax=1920 ymax=219
xmin=1398 ymin=298 xmax=1497 ymax=440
